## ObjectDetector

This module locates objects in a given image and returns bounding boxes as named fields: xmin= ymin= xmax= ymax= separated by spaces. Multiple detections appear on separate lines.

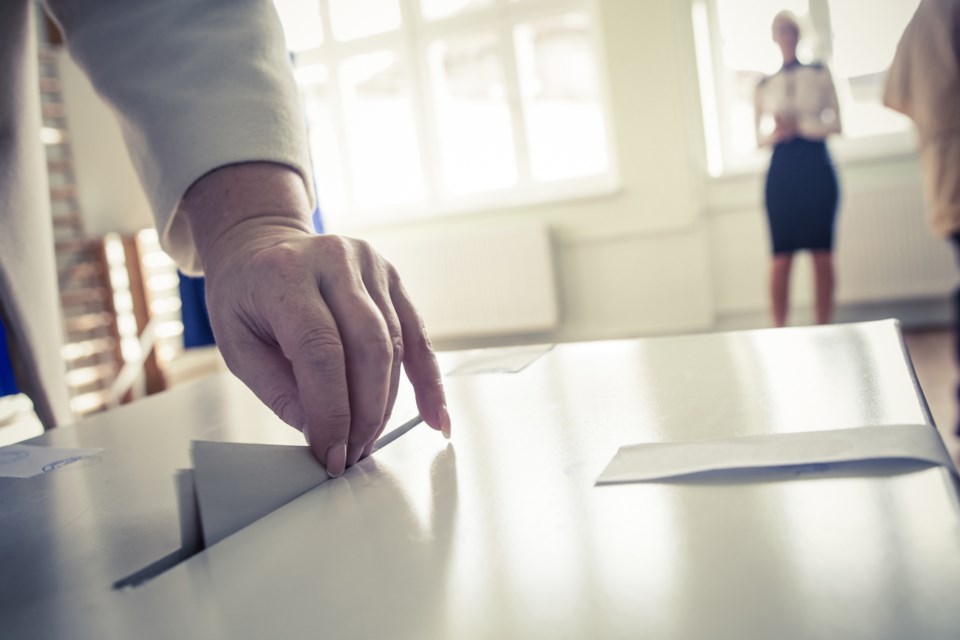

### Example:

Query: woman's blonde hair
xmin=772 ymin=10 xmax=801 ymax=38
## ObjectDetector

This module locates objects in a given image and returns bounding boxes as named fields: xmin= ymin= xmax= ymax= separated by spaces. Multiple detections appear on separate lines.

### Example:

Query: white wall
xmin=59 ymin=0 xmax=958 ymax=347
xmin=355 ymin=0 xmax=955 ymax=344
xmin=354 ymin=0 xmax=721 ymax=345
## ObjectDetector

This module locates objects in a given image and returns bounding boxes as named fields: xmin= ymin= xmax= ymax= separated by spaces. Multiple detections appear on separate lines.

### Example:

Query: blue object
xmin=0 ymin=315 xmax=19 ymax=397
xmin=178 ymin=273 xmax=216 ymax=348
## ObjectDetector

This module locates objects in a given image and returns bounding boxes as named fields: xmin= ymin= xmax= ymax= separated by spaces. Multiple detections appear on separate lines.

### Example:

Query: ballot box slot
xmin=113 ymin=548 xmax=196 ymax=590
xmin=112 ymin=415 xmax=422 ymax=590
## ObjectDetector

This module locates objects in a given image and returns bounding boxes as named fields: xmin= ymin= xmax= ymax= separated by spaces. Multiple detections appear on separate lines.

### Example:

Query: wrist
xmin=179 ymin=162 xmax=314 ymax=275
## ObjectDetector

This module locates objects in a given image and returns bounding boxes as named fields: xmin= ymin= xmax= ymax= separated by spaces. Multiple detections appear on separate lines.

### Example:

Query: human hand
xmin=772 ymin=114 xmax=799 ymax=143
xmin=180 ymin=163 xmax=450 ymax=476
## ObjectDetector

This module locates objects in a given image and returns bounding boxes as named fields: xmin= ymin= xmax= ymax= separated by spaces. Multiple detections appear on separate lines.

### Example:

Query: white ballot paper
xmin=189 ymin=441 xmax=331 ymax=547
xmin=446 ymin=344 xmax=553 ymax=375
xmin=184 ymin=416 xmax=423 ymax=548
xmin=596 ymin=424 xmax=955 ymax=485
xmin=0 ymin=444 xmax=103 ymax=478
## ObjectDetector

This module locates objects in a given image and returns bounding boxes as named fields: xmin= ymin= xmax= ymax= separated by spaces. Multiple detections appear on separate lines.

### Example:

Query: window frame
xmin=286 ymin=0 xmax=620 ymax=231
xmin=691 ymin=0 xmax=919 ymax=179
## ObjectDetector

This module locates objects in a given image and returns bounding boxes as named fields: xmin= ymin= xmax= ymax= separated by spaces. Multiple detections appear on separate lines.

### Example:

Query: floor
xmin=904 ymin=329 xmax=959 ymax=460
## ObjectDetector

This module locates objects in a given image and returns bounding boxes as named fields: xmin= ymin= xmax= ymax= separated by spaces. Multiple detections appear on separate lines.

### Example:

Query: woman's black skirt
xmin=764 ymin=137 xmax=839 ymax=255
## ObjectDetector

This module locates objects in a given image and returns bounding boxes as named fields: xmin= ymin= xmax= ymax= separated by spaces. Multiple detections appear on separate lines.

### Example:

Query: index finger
xmin=387 ymin=269 xmax=450 ymax=438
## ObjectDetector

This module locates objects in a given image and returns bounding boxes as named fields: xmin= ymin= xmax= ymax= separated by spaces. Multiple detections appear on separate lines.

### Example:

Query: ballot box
xmin=1 ymin=320 xmax=958 ymax=639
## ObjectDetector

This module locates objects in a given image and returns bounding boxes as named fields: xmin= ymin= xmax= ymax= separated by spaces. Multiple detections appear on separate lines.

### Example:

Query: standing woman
xmin=755 ymin=11 xmax=842 ymax=327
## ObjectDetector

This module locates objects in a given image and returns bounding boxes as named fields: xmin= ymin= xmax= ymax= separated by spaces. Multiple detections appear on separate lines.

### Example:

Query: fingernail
xmin=439 ymin=405 xmax=451 ymax=440
xmin=326 ymin=442 xmax=347 ymax=477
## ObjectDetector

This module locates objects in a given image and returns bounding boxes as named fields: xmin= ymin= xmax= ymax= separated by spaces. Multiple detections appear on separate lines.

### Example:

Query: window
xmin=274 ymin=0 xmax=616 ymax=230
xmin=692 ymin=0 xmax=920 ymax=176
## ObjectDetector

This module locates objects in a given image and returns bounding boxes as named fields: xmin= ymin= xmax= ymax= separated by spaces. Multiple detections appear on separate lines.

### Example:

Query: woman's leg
xmin=770 ymin=253 xmax=793 ymax=327
xmin=812 ymin=250 xmax=835 ymax=325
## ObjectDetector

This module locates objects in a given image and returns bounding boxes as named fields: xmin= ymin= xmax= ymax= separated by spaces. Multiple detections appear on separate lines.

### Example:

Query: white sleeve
xmin=798 ymin=67 xmax=842 ymax=140
xmin=44 ymin=0 xmax=314 ymax=274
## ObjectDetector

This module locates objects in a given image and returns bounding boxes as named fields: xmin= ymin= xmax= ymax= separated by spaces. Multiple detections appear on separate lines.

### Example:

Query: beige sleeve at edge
xmin=45 ymin=0 xmax=314 ymax=274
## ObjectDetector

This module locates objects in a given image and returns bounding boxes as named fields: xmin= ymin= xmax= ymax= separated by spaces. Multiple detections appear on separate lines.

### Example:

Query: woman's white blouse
xmin=755 ymin=62 xmax=842 ymax=143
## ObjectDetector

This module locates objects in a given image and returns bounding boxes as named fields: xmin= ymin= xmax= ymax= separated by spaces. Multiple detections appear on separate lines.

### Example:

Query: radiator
xmin=835 ymin=181 xmax=957 ymax=302
xmin=359 ymin=222 xmax=559 ymax=341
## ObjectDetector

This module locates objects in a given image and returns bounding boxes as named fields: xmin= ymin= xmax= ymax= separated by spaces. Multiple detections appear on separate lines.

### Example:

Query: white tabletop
xmin=2 ymin=320 xmax=958 ymax=639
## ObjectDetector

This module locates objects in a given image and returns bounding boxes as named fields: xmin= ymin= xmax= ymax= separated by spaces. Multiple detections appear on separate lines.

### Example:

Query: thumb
xmin=221 ymin=337 xmax=308 ymax=431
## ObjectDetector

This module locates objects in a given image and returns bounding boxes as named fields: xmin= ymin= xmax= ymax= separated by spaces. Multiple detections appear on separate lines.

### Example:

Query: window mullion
xmin=587 ymin=0 xmax=619 ymax=183
xmin=317 ymin=0 xmax=358 ymax=218
xmin=498 ymin=3 xmax=534 ymax=190
xmin=691 ymin=0 xmax=722 ymax=176
xmin=705 ymin=0 xmax=738 ymax=170
xmin=398 ymin=0 xmax=442 ymax=211
xmin=504 ymin=0 xmax=587 ymax=23
xmin=326 ymin=31 xmax=407 ymax=59
xmin=808 ymin=0 xmax=833 ymax=62
xmin=417 ymin=9 xmax=499 ymax=39
xmin=810 ymin=0 xmax=848 ymax=134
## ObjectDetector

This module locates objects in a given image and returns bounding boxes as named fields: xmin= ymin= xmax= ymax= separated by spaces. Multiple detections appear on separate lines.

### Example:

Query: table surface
xmin=2 ymin=320 xmax=959 ymax=640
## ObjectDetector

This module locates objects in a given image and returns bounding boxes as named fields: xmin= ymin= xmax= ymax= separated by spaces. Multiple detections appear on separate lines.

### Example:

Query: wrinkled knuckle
xmin=324 ymin=411 xmax=352 ymax=430
xmin=293 ymin=328 xmax=344 ymax=362
xmin=356 ymin=332 xmax=393 ymax=368
xmin=383 ymin=260 xmax=402 ymax=285
xmin=321 ymin=235 xmax=352 ymax=262
xmin=351 ymin=237 xmax=374 ymax=255
xmin=391 ymin=335 xmax=404 ymax=363
xmin=355 ymin=239 xmax=384 ymax=274
xmin=410 ymin=325 xmax=433 ymax=354
xmin=356 ymin=419 xmax=382 ymax=439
